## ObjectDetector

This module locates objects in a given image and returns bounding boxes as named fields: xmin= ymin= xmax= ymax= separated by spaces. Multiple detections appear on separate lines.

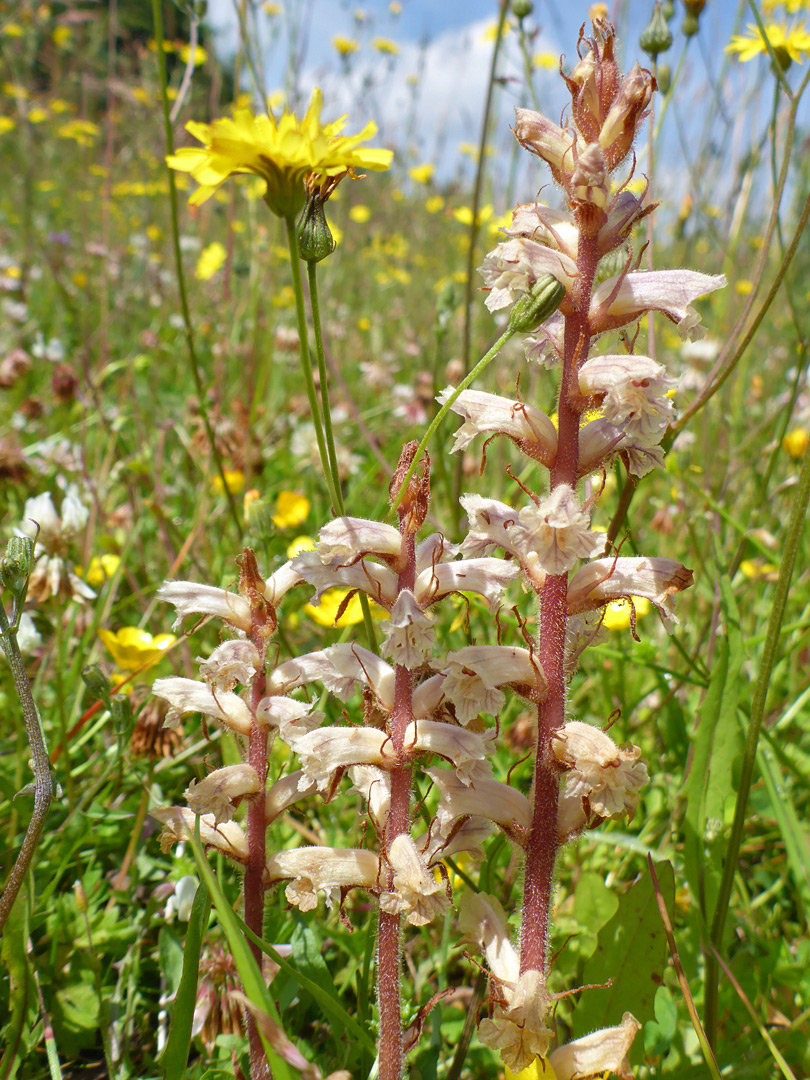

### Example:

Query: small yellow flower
xmin=783 ymin=428 xmax=809 ymax=458
xmin=212 ymin=469 xmax=245 ymax=495
xmin=179 ymin=43 xmax=207 ymax=65
xmin=166 ymin=88 xmax=393 ymax=218
xmin=357 ymin=316 xmax=371 ymax=331
xmin=333 ymin=35 xmax=360 ymax=56
xmin=505 ymin=1059 xmax=559 ymax=1080
xmin=3 ymin=23 xmax=24 ymax=38
xmin=726 ymin=21 xmax=810 ymax=65
xmin=52 ymin=25 xmax=71 ymax=47
xmin=589 ymin=2 xmax=608 ymax=19
xmin=263 ymin=2 xmax=283 ymax=13
xmin=0 ymin=117 xmax=14 ymax=135
xmin=533 ymin=52 xmax=559 ymax=70
xmin=28 ymin=107 xmax=48 ymax=123
xmin=739 ymin=559 xmax=780 ymax=580
xmin=735 ymin=279 xmax=753 ymax=295
xmin=272 ymin=490 xmax=310 ymax=529
xmin=389 ymin=1 xmax=402 ymax=13
xmin=195 ymin=241 xmax=227 ymax=280
xmin=453 ymin=204 xmax=493 ymax=226
xmin=287 ymin=535 xmax=315 ymax=558
xmin=482 ymin=21 xmax=512 ymax=42
xmin=408 ymin=162 xmax=434 ymax=184
xmin=425 ymin=195 xmax=444 ymax=213
xmin=305 ymin=588 xmax=384 ymax=627
xmin=98 ymin=627 xmax=176 ymax=672
xmin=57 ymin=119 xmax=100 ymax=145
xmin=78 ymin=554 xmax=121 ymax=588
xmin=602 ymin=596 xmax=651 ymax=631
xmin=349 ymin=204 xmax=371 ymax=223
xmin=372 ymin=37 xmax=399 ymax=54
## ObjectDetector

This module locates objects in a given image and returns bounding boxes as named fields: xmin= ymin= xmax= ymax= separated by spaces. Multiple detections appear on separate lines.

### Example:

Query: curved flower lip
xmin=513 ymin=107 xmax=584 ymax=185
xmin=548 ymin=1012 xmax=640 ymax=1080
xmin=157 ymin=580 xmax=252 ymax=632
xmin=381 ymin=833 xmax=450 ymax=926
xmin=505 ymin=202 xmax=580 ymax=260
xmin=151 ymin=806 xmax=249 ymax=863
xmin=437 ymin=387 xmax=557 ymax=465
xmin=415 ymin=556 xmax=520 ymax=611
xmin=293 ymin=550 xmax=397 ymax=611
xmin=265 ymin=770 xmax=317 ymax=824
xmin=263 ymin=845 xmax=380 ymax=899
xmin=443 ymin=644 xmax=548 ymax=702
xmin=152 ymin=676 xmax=253 ymax=735
xmin=167 ymin=88 xmax=393 ymax=217
xmin=458 ymin=891 xmax=520 ymax=987
xmin=479 ymin=237 xmax=578 ymax=313
xmin=185 ymin=763 xmax=260 ymax=823
xmin=429 ymin=767 xmax=531 ymax=841
xmin=589 ymin=269 xmax=727 ymax=340
xmin=567 ymin=556 xmax=694 ymax=625
xmin=312 ymin=515 xmax=403 ymax=564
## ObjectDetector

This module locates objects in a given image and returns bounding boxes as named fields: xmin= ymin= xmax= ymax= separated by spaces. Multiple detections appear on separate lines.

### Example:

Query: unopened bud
xmin=297 ymin=191 xmax=337 ymax=263
xmin=110 ymin=694 xmax=133 ymax=736
xmin=1 ymin=536 xmax=33 ymax=599
xmin=683 ymin=0 xmax=705 ymax=15
xmin=73 ymin=880 xmax=89 ymax=914
xmin=640 ymin=3 xmax=672 ymax=58
xmin=507 ymin=274 xmax=566 ymax=334
xmin=662 ymin=0 xmax=674 ymax=18
xmin=82 ymin=664 xmax=112 ymax=701
xmin=681 ymin=12 xmax=699 ymax=37
xmin=511 ymin=0 xmax=533 ymax=20
xmin=656 ymin=63 xmax=672 ymax=95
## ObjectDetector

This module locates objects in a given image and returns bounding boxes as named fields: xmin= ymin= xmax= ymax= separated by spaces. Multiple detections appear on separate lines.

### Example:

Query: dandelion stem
xmin=306 ymin=258 xmax=378 ymax=651
xmin=283 ymin=216 xmax=342 ymax=514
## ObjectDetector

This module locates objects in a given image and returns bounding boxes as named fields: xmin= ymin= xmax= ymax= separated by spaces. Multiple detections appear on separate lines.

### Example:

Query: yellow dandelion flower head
xmin=98 ymin=627 xmax=176 ymax=672
xmin=726 ymin=21 xmax=810 ymax=65
xmin=166 ymin=88 xmax=393 ymax=218
xmin=286 ymin=535 xmax=316 ymax=559
xmin=373 ymin=36 xmax=399 ymax=54
xmin=195 ymin=240 xmax=227 ymax=280
xmin=272 ymin=490 xmax=311 ymax=529
xmin=408 ymin=162 xmax=435 ymax=184
xmin=333 ymin=34 xmax=360 ymax=56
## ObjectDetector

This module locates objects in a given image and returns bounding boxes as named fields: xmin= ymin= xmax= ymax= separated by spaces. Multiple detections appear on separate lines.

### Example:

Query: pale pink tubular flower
xmin=151 ymin=807 xmax=249 ymax=863
xmin=151 ymin=676 xmax=253 ymax=735
xmin=380 ymin=589 xmax=436 ymax=669
xmin=551 ymin=720 xmax=648 ymax=821
xmin=548 ymin=1012 xmax=640 ymax=1080
xmin=379 ymin=834 xmax=450 ymax=926
xmin=589 ymin=269 xmax=727 ymax=340
xmin=578 ymin=354 xmax=676 ymax=445
xmin=440 ymin=644 xmax=548 ymax=724
xmin=436 ymin=387 xmax=558 ymax=465
xmin=197 ymin=640 xmax=260 ymax=691
xmin=478 ymin=237 xmax=578 ymax=312
xmin=567 ymin=556 xmax=694 ymax=628
xmin=264 ymin=847 xmax=380 ymax=911
xmin=156 ymin=581 xmax=253 ymax=632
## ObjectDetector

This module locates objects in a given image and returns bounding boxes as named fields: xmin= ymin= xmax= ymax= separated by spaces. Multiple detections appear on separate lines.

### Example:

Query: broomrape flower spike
xmin=166 ymin=87 xmax=393 ymax=218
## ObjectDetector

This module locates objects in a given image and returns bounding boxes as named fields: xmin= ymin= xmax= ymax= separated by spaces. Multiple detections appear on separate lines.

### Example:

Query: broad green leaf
xmin=572 ymin=861 xmax=674 ymax=1039
xmin=682 ymin=570 xmax=744 ymax=925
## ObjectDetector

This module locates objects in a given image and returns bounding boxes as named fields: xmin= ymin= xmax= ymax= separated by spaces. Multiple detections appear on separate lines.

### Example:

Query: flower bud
xmin=507 ymin=274 xmax=566 ymax=333
xmin=511 ymin=0 xmax=533 ymax=19
xmin=681 ymin=12 xmax=699 ymax=37
xmin=656 ymin=63 xmax=672 ymax=95
xmin=599 ymin=62 xmax=656 ymax=170
xmin=640 ymin=3 xmax=672 ymax=59
xmin=297 ymin=190 xmax=337 ymax=263
xmin=82 ymin=664 xmax=112 ymax=701
xmin=1 ymin=535 xmax=33 ymax=599
xmin=110 ymin=694 xmax=133 ymax=736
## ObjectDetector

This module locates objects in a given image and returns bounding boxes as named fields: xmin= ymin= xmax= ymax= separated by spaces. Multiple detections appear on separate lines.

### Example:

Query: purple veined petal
xmin=415 ymin=532 xmax=458 ymax=575
xmin=313 ymin=515 xmax=402 ymax=563
xmin=590 ymin=269 xmax=727 ymax=339
xmin=505 ymin=202 xmax=579 ymax=260
xmin=157 ymin=580 xmax=252 ymax=632
xmin=548 ymin=1013 xmax=641 ymax=1080
xmin=151 ymin=676 xmax=253 ymax=735
xmin=266 ymin=649 xmax=358 ymax=699
xmin=567 ymin=555 xmax=694 ymax=627
xmin=478 ymin=237 xmax=578 ymax=313
xmin=260 ymin=559 xmax=301 ymax=605
xmin=185 ymin=764 xmax=260 ymax=824
xmin=437 ymin=387 xmax=557 ymax=464
xmin=414 ymin=556 xmax=520 ymax=611
xmin=293 ymin=550 xmax=397 ymax=609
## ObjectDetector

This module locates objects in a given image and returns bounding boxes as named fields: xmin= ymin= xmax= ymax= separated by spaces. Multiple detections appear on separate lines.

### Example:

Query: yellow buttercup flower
xmin=212 ymin=469 xmax=245 ymax=495
xmin=783 ymin=427 xmax=809 ymax=458
xmin=408 ymin=162 xmax=434 ymax=184
xmin=602 ymin=596 xmax=651 ymax=631
xmin=333 ymin=35 xmax=360 ymax=56
xmin=272 ymin=490 xmax=310 ymax=528
xmin=166 ymin=88 xmax=393 ymax=218
xmin=195 ymin=241 xmax=227 ymax=280
xmin=98 ymin=628 xmax=176 ymax=672
xmin=78 ymin=554 xmax=122 ymax=588
xmin=305 ymin=588 xmax=384 ymax=627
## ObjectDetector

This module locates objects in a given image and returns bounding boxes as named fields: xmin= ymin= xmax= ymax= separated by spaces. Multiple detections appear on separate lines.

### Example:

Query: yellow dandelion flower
xmin=272 ymin=490 xmax=310 ymax=529
xmin=726 ymin=21 xmax=810 ymax=65
xmin=602 ymin=596 xmax=651 ymax=631
xmin=408 ymin=162 xmax=434 ymax=184
xmin=533 ymin=51 xmax=559 ymax=70
xmin=195 ymin=240 xmax=227 ymax=280
xmin=179 ymin=43 xmax=207 ymax=65
xmin=349 ymin=204 xmax=371 ymax=223
xmin=425 ymin=194 xmax=444 ymax=213
xmin=0 ymin=117 xmax=14 ymax=135
xmin=166 ymin=87 xmax=393 ymax=218
xmin=783 ymin=427 xmax=809 ymax=458
xmin=333 ymin=35 xmax=360 ymax=56
xmin=2 ymin=82 xmax=28 ymax=98
xmin=98 ymin=627 xmax=176 ymax=672
xmin=372 ymin=37 xmax=399 ymax=54
xmin=212 ymin=469 xmax=245 ymax=495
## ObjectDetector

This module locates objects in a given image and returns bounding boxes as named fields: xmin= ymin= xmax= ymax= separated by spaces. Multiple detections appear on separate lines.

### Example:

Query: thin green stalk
xmin=306 ymin=258 xmax=378 ymax=652
xmin=704 ymin=439 xmax=810 ymax=1046
xmin=391 ymin=326 xmax=516 ymax=514
xmin=516 ymin=19 xmax=541 ymax=113
xmin=151 ymin=0 xmax=242 ymax=537
xmin=282 ymin=215 xmax=341 ymax=513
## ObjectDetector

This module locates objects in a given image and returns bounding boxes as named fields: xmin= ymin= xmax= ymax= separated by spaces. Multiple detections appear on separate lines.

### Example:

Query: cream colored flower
xmin=567 ymin=556 xmax=693 ymax=628
xmin=380 ymin=589 xmax=436 ymax=668
xmin=517 ymin=485 xmax=604 ymax=575
xmin=151 ymin=807 xmax=249 ymax=863
xmin=185 ymin=763 xmax=261 ymax=823
xmin=379 ymin=834 xmax=450 ymax=926
xmin=548 ymin=1012 xmax=640 ymax=1080
xmin=151 ymin=676 xmax=253 ymax=735
xmin=264 ymin=846 xmax=380 ymax=909
xmin=437 ymin=387 xmax=557 ymax=465
xmin=552 ymin=720 xmax=648 ymax=820
xmin=197 ymin=640 xmax=260 ymax=691
xmin=478 ymin=969 xmax=554 ymax=1073
xmin=479 ymin=237 xmax=577 ymax=313
xmin=578 ymin=354 xmax=676 ymax=445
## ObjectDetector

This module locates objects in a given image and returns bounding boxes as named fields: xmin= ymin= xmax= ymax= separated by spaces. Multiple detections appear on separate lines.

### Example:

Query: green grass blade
xmin=160 ymin=881 xmax=211 ymax=1080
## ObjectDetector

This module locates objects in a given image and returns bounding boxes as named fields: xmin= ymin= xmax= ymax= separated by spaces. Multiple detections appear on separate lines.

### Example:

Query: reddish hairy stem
xmin=378 ymin=531 xmax=416 ymax=1080
xmin=245 ymin=631 xmax=271 ymax=1080
xmin=519 ymin=233 xmax=598 ymax=976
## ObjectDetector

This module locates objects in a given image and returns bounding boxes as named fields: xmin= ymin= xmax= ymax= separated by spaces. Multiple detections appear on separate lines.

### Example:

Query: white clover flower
xmin=16 ymin=488 xmax=95 ymax=603
xmin=552 ymin=720 xmax=648 ymax=821
xmin=379 ymin=834 xmax=450 ymax=926
xmin=185 ymin=763 xmax=261 ymax=824
xmin=152 ymin=676 xmax=253 ymax=735
xmin=197 ymin=640 xmax=260 ymax=691
xmin=518 ymin=485 xmax=605 ymax=575
xmin=380 ymin=589 xmax=436 ymax=669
